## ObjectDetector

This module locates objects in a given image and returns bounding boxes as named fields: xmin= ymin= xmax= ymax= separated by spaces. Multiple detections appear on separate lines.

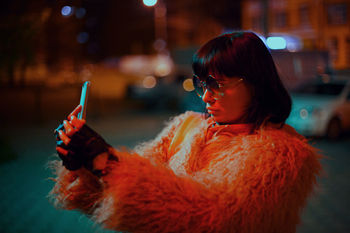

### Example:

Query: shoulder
xmin=239 ymin=124 xmax=321 ymax=173
xmin=243 ymin=124 xmax=314 ymax=156
xmin=213 ymin=124 xmax=320 ymax=172
xmin=255 ymin=123 xmax=311 ymax=152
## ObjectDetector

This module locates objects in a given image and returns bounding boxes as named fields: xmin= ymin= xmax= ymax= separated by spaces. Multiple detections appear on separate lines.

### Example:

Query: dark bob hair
xmin=192 ymin=31 xmax=292 ymax=130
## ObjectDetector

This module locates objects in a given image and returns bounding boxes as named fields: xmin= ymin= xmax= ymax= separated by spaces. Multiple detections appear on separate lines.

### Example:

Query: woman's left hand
xmin=56 ymin=105 xmax=86 ymax=152
xmin=54 ymin=105 xmax=112 ymax=172
xmin=55 ymin=105 xmax=87 ymax=170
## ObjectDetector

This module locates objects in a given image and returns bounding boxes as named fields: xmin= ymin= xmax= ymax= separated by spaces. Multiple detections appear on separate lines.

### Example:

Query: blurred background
xmin=0 ymin=0 xmax=349 ymax=232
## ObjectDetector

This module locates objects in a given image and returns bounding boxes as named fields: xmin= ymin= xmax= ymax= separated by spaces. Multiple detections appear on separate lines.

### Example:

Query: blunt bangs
xmin=192 ymin=34 xmax=244 ymax=79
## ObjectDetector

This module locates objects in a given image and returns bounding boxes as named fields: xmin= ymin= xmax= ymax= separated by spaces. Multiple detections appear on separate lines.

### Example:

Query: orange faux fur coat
xmin=49 ymin=111 xmax=322 ymax=233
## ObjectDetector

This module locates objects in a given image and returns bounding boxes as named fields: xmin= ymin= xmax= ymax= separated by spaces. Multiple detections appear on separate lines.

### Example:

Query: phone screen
xmin=77 ymin=81 xmax=91 ymax=120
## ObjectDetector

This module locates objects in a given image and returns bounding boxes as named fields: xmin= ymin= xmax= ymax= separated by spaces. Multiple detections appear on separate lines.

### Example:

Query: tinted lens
xmin=206 ymin=75 xmax=220 ymax=93
xmin=192 ymin=75 xmax=204 ymax=97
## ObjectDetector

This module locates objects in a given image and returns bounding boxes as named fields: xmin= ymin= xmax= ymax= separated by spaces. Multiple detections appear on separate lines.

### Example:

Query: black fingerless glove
xmin=55 ymin=124 xmax=115 ymax=172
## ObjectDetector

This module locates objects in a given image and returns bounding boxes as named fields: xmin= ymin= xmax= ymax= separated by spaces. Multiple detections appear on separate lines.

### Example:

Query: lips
xmin=206 ymin=107 xmax=219 ymax=114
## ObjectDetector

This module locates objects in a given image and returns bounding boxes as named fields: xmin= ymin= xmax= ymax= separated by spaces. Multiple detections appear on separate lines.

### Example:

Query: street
xmin=0 ymin=111 xmax=349 ymax=233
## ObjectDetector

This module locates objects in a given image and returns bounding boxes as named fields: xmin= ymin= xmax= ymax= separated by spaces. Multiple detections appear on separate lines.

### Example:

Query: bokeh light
xmin=183 ymin=78 xmax=194 ymax=92
xmin=155 ymin=62 xmax=171 ymax=77
xmin=61 ymin=6 xmax=73 ymax=17
xmin=143 ymin=75 xmax=157 ymax=88
xmin=266 ymin=37 xmax=287 ymax=50
xmin=300 ymin=109 xmax=308 ymax=119
xmin=77 ymin=32 xmax=89 ymax=44
xmin=75 ymin=8 xmax=86 ymax=19
xmin=153 ymin=39 xmax=166 ymax=52
xmin=143 ymin=0 xmax=158 ymax=7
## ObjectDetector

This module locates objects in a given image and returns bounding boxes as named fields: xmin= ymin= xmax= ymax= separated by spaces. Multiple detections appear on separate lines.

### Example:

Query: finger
xmin=54 ymin=123 xmax=64 ymax=135
xmin=69 ymin=115 xmax=86 ymax=130
xmin=58 ymin=130 xmax=71 ymax=145
xmin=56 ymin=146 xmax=68 ymax=156
xmin=68 ymin=105 xmax=82 ymax=120
xmin=63 ymin=120 xmax=76 ymax=137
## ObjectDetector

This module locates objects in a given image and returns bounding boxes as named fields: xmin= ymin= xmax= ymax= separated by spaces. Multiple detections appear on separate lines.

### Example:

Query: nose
xmin=202 ymin=89 xmax=215 ymax=104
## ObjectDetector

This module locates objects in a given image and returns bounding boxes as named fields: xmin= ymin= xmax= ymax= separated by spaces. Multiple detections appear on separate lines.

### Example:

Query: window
xmin=327 ymin=3 xmax=348 ymax=25
xmin=328 ymin=37 xmax=339 ymax=62
xmin=299 ymin=4 xmax=310 ymax=26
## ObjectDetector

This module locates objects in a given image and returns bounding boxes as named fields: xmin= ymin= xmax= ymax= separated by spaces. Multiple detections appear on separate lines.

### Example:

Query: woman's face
xmin=202 ymin=75 xmax=252 ymax=124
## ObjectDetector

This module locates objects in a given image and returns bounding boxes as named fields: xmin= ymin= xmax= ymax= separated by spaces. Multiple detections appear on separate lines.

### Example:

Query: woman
xmin=51 ymin=31 xmax=321 ymax=233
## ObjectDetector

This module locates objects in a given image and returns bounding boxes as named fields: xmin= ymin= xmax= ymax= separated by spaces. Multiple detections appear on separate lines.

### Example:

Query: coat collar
xmin=206 ymin=117 xmax=254 ymax=141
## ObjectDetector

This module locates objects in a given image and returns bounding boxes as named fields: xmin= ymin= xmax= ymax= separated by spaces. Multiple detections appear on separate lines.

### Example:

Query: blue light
xmin=143 ymin=0 xmax=157 ymax=7
xmin=61 ymin=6 xmax=73 ymax=17
xmin=266 ymin=37 xmax=287 ymax=50
xmin=77 ymin=32 xmax=89 ymax=44
xmin=75 ymin=8 xmax=86 ymax=19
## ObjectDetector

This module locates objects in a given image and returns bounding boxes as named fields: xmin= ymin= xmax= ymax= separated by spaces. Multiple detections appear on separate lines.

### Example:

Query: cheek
xmin=224 ymin=88 xmax=251 ymax=109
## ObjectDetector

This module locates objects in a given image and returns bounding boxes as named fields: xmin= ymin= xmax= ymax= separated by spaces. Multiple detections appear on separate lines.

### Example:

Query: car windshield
xmin=293 ymin=82 xmax=345 ymax=96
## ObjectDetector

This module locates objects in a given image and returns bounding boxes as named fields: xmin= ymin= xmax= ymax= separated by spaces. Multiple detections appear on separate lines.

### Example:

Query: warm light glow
xmin=143 ymin=76 xmax=157 ymax=88
xmin=143 ymin=0 xmax=158 ymax=7
xmin=118 ymin=55 xmax=173 ymax=76
xmin=155 ymin=62 xmax=171 ymax=77
xmin=266 ymin=37 xmax=287 ymax=50
xmin=183 ymin=78 xmax=194 ymax=92
xmin=61 ymin=6 xmax=73 ymax=17
xmin=153 ymin=39 xmax=166 ymax=52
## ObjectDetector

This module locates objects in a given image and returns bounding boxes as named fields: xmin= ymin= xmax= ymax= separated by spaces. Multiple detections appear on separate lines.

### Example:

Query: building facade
xmin=242 ymin=0 xmax=350 ymax=70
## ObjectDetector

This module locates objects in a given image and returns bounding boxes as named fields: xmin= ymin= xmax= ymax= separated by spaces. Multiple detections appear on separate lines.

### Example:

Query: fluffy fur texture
xmin=49 ymin=111 xmax=322 ymax=233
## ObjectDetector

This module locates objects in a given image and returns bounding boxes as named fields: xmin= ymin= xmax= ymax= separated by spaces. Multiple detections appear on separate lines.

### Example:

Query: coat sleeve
xmin=48 ymin=113 xmax=194 ymax=219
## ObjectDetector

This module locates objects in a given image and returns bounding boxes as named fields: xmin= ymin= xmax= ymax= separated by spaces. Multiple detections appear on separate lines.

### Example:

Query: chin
xmin=212 ymin=115 xmax=228 ymax=124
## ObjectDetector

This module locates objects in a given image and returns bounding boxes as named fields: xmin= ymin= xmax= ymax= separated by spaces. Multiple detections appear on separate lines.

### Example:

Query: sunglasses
xmin=192 ymin=74 xmax=243 ymax=99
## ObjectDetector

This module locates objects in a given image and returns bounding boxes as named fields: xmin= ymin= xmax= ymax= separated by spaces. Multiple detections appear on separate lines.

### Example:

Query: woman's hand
xmin=54 ymin=105 xmax=113 ymax=172
xmin=55 ymin=105 xmax=87 ymax=171
xmin=56 ymin=105 xmax=85 ymax=156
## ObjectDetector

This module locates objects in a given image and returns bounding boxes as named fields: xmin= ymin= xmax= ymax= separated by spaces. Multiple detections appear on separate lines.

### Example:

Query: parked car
xmin=286 ymin=78 xmax=350 ymax=139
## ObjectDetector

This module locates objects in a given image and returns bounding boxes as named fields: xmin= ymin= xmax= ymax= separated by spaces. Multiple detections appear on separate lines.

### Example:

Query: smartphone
xmin=77 ymin=81 xmax=91 ymax=120
xmin=54 ymin=81 xmax=91 ymax=138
